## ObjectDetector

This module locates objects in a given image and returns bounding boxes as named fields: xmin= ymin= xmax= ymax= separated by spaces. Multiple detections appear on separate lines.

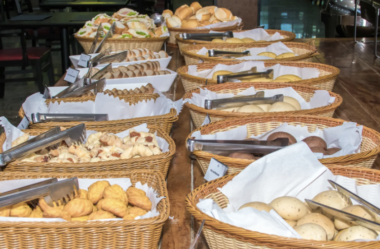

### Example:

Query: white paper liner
xmin=196 ymin=42 xmax=295 ymax=60
xmin=190 ymin=121 xmax=362 ymax=159
xmin=1 ymin=118 xmax=169 ymax=154
xmin=22 ymin=91 xmax=184 ymax=122
xmin=208 ymin=28 xmax=284 ymax=41
xmin=187 ymin=62 xmax=320 ymax=82
xmin=197 ymin=143 xmax=380 ymax=241
xmin=184 ymin=87 xmax=335 ymax=111
xmin=0 ymin=177 xmax=165 ymax=222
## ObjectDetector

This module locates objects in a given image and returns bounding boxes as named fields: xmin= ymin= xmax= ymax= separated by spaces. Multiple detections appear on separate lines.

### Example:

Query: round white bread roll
xmin=269 ymin=196 xmax=310 ymax=221
xmin=220 ymin=107 xmax=239 ymax=112
xmin=294 ymin=223 xmax=327 ymax=241
xmin=334 ymin=205 xmax=375 ymax=230
xmin=211 ymin=38 xmax=224 ymax=43
xmin=268 ymin=102 xmax=296 ymax=112
xmin=237 ymin=105 xmax=264 ymax=113
xmin=285 ymin=219 xmax=297 ymax=228
xmin=225 ymin=38 xmax=244 ymax=43
xmin=297 ymin=213 xmax=335 ymax=240
xmin=312 ymin=190 xmax=352 ymax=210
xmin=283 ymin=96 xmax=301 ymax=110
xmin=335 ymin=226 xmax=377 ymax=241
xmin=238 ymin=202 xmax=272 ymax=212
xmin=242 ymin=38 xmax=255 ymax=43
xmin=256 ymin=104 xmax=271 ymax=112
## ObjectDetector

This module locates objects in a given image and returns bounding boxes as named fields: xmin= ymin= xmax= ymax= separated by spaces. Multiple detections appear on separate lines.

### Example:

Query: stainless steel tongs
xmin=208 ymin=49 xmax=250 ymax=58
xmin=91 ymin=63 xmax=113 ymax=80
xmin=88 ymin=24 xmax=103 ymax=54
xmin=31 ymin=113 xmax=108 ymax=123
xmin=217 ymin=69 xmax=274 ymax=84
xmin=0 ymin=124 xmax=86 ymax=166
xmin=306 ymin=180 xmax=380 ymax=232
xmin=204 ymin=93 xmax=283 ymax=110
xmin=94 ymin=22 xmax=116 ymax=54
xmin=91 ymin=50 xmax=128 ymax=67
xmin=182 ymin=31 xmax=233 ymax=40
xmin=187 ymin=138 xmax=289 ymax=155
xmin=0 ymin=177 xmax=79 ymax=208
xmin=59 ymin=78 xmax=106 ymax=98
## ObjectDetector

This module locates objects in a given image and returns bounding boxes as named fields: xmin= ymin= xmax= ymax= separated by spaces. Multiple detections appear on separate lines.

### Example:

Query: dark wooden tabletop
xmin=55 ymin=37 xmax=380 ymax=248
xmin=0 ymin=12 xmax=111 ymax=28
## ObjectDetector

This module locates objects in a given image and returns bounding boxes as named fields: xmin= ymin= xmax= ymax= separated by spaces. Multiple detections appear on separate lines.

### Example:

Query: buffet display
xmin=2 ymin=4 xmax=380 ymax=249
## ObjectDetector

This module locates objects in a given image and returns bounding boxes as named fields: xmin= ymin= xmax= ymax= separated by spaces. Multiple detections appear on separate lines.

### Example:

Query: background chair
xmin=0 ymin=30 xmax=54 ymax=98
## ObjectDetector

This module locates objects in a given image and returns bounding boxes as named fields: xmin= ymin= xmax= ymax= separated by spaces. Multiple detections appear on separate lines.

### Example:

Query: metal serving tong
xmin=91 ymin=63 xmax=113 ymax=80
xmin=88 ymin=24 xmax=103 ymax=54
xmin=94 ymin=22 xmax=116 ymax=54
xmin=182 ymin=31 xmax=233 ymax=41
xmin=43 ymin=86 xmax=51 ymax=99
xmin=0 ymin=124 xmax=86 ymax=166
xmin=306 ymin=180 xmax=380 ymax=232
xmin=88 ymin=46 xmax=112 ymax=66
xmin=217 ymin=69 xmax=274 ymax=84
xmin=91 ymin=50 xmax=128 ymax=67
xmin=31 ymin=113 xmax=108 ymax=123
xmin=208 ymin=49 xmax=250 ymax=58
xmin=187 ymin=138 xmax=289 ymax=155
xmin=205 ymin=93 xmax=283 ymax=110
xmin=59 ymin=78 xmax=106 ymax=98
xmin=53 ymin=78 xmax=85 ymax=99
xmin=0 ymin=177 xmax=79 ymax=208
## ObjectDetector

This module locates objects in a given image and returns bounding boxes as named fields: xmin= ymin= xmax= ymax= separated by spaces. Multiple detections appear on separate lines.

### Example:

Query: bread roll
xmin=197 ymin=6 xmax=217 ymax=15
xmin=268 ymin=102 xmax=296 ymax=112
xmin=166 ymin=16 xmax=182 ymax=28
xmin=190 ymin=2 xmax=202 ymax=13
xmin=199 ymin=20 xmax=211 ymax=27
xmin=237 ymin=105 xmax=264 ymax=113
xmin=181 ymin=19 xmax=199 ymax=28
xmin=256 ymin=104 xmax=271 ymax=112
xmin=212 ymin=38 xmax=224 ymax=43
xmin=195 ymin=8 xmax=211 ymax=21
xmin=225 ymin=38 xmax=244 ymax=43
xmin=176 ymin=6 xmax=193 ymax=20
xmin=242 ymin=38 xmax=255 ymax=43
xmin=113 ymin=21 xmax=126 ymax=34
xmin=175 ymin=4 xmax=189 ymax=16
xmin=283 ymin=96 xmax=301 ymax=110
xmin=214 ymin=8 xmax=233 ymax=21
xmin=162 ymin=9 xmax=173 ymax=17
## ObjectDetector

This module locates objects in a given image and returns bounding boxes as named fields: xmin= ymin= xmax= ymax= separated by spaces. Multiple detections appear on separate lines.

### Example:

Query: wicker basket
xmin=181 ymin=42 xmax=319 ymax=65
xmin=167 ymin=22 xmax=243 ymax=46
xmin=186 ymin=115 xmax=380 ymax=171
xmin=178 ymin=61 xmax=340 ymax=92
xmin=176 ymin=29 xmax=296 ymax=54
xmin=0 ymin=170 xmax=169 ymax=249
xmin=183 ymin=82 xmax=343 ymax=128
xmin=75 ymin=34 xmax=168 ymax=53
xmin=186 ymin=165 xmax=380 ymax=249
xmin=0 ymin=125 xmax=175 ymax=176
xmin=19 ymin=95 xmax=178 ymax=133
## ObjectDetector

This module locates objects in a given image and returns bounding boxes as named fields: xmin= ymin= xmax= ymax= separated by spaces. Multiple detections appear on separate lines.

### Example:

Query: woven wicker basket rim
xmin=181 ymin=42 xmax=319 ymax=62
xmin=175 ymin=29 xmax=296 ymax=44
xmin=0 ymin=125 xmax=176 ymax=168
xmin=0 ymin=170 xmax=169 ymax=227
xmin=183 ymin=82 xmax=342 ymax=116
xmin=74 ymin=34 xmax=169 ymax=42
xmin=186 ymin=115 xmax=380 ymax=164
xmin=177 ymin=61 xmax=340 ymax=87
xmin=186 ymin=165 xmax=380 ymax=248
xmin=168 ymin=23 xmax=240 ymax=32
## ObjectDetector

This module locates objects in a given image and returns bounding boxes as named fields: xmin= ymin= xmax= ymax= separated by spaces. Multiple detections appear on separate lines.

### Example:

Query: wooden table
xmin=55 ymin=37 xmax=380 ymax=248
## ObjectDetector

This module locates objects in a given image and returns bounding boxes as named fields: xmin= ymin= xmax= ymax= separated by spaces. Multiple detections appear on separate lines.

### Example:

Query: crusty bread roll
xmin=181 ymin=19 xmax=199 ymax=28
xmin=190 ymin=2 xmax=202 ymax=14
xmin=199 ymin=20 xmax=211 ymax=27
xmin=163 ymin=9 xmax=173 ymax=16
xmin=175 ymin=4 xmax=189 ymax=16
xmin=176 ymin=6 xmax=193 ymax=20
xmin=166 ymin=16 xmax=182 ymax=28
xmin=226 ymin=38 xmax=243 ymax=43
xmin=197 ymin=6 xmax=217 ymax=15
xmin=114 ymin=21 xmax=126 ymax=34
xmin=196 ymin=11 xmax=211 ymax=21
xmin=214 ymin=8 xmax=233 ymax=21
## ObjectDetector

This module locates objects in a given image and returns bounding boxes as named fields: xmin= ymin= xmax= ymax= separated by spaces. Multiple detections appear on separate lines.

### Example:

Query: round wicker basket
xmin=167 ymin=22 xmax=243 ymax=46
xmin=181 ymin=42 xmax=319 ymax=65
xmin=187 ymin=165 xmax=380 ymax=249
xmin=75 ymin=34 xmax=169 ymax=53
xmin=178 ymin=61 xmax=340 ymax=92
xmin=183 ymin=82 xmax=343 ymax=129
xmin=186 ymin=115 xmax=380 ymax=170
xmin=176 ymin=29 xmax=296 ymax=54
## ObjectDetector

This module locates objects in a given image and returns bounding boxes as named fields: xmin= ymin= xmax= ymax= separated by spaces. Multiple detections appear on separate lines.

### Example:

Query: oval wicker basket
xmin=187 ymin=165 xmax=380 ymax=249
xmin=19 ymin=95 xmax=178 ymax=133
xmin=181 ymin=42 xmax=319 ymax=65
xmin=0 ymin=170 xmax=169 ymax=249
xmin=178 ymin=61 xmax=340 ymax=92
xmin=167 ymin=22 xmax=243 ymax=46
xmin=186 ymin=115 xmax=380 ymax=170
xmin=75 ymin=34 xmax=168 ymax=53
xmin=176 ymin=29 xmax=296 ymax=54
xmin=183 ymin=82 xmax=343 ymax=129
xmin=0 ymin=125 xmax=175 ymax=175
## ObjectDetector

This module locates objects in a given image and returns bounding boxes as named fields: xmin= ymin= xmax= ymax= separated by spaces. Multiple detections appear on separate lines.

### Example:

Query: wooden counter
xmin=56 ymin=38 xmax=380 ymax=248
